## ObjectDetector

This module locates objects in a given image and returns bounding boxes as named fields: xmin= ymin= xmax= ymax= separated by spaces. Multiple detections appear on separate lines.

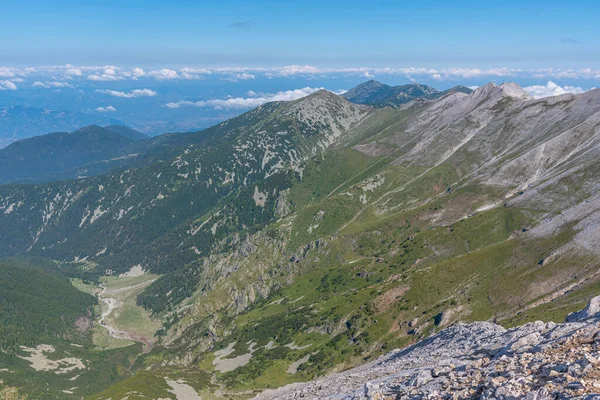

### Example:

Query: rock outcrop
xmin=566 ymin=296 xmax=600 ymax=323
xmin=255 ymin=297 xmax=600 ymax=399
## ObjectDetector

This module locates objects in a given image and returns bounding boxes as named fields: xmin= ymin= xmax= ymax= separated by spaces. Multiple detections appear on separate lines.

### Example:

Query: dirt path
xmin=98 ymin=285 xmax=128 ymax=340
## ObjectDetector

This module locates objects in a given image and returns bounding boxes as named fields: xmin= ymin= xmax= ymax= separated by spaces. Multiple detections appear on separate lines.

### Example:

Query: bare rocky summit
xmin=256 ymin=297 xmax=600 ymax=399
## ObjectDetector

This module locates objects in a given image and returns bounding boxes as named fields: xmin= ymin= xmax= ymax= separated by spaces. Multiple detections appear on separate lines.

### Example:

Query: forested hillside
xmin=0 ymin=260 xmax=96 ymax=351
xmin=0 ymin=125 xmax=138 ymax=184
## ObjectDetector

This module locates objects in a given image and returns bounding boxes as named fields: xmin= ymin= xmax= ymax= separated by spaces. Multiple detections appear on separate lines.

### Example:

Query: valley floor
xmin=74 ymin=270 xmax=161 ymax=350
xmin=97 ymin=274 xmax=159 ymax=347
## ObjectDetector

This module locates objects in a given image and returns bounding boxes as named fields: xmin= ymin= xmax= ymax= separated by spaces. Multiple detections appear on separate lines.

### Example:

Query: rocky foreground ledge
xmin=256 ymin=298 xmax=600 ymax=399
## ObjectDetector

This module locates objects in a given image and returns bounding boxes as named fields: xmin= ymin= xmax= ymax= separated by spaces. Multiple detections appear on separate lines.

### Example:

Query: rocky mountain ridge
xmin=127 ymin=81 xmax=600 ymax=398
xmin=256 ymin=297 xmax=600 ymax=399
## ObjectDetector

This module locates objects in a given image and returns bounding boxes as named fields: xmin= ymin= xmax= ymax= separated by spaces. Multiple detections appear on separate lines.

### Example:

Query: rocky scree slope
xmin=255 ymin=296 xmax=600 ymax=399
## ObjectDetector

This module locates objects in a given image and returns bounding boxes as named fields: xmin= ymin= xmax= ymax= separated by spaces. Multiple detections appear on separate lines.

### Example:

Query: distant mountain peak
xmin=342 ymin=80 xmax=447 ymax=108
xmin=305 ymin=88 xmax=336 ymax=98
xmin=499 ymin=82 xmax=531 ymax=99
xmin=0 ymin=125 xmax=136 ymax=184
xmin=104 ymin=125 xmax=149 ymax=141
xmin=0 ymin=105 xmax=126 ymax=148
xmin=471 ymin=82 xmax=531 ymax=101
xmin=286 ymin=89 xmax=370 ymax=140
xmin=362 ymin=80 xmax=387 ymax=88
xmin=283 ymin=89 xmax=355 ymax=113
xmin=72 ymin=124 xmax=103 ymax=133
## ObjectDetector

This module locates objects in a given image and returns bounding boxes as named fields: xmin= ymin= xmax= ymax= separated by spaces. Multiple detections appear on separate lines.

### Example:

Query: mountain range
xmin=0 ymin=125 xmax=149 ymax=184
xmin=0 ymin=105 xmax=127 ymax=148
xmin=1 ymin=81 xmax=600 ymax=398
xmin=342 ymin=80 xmax=473 ymax=107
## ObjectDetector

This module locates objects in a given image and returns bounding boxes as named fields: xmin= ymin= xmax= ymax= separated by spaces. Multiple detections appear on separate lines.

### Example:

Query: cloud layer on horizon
xmin=165 ymin=87 xmax=346 ymax=110
xmin=96 ymin=88 xmax=157 ymax=98
xmin=0 ymin=64 xmax=600 ymax=86
xmin=32 ymin=81 xmax=74 ymax=89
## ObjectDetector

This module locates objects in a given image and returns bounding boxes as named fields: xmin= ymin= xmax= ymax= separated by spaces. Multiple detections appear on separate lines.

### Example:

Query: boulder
xmin=565 ymin=295 xmax=600 ymax=322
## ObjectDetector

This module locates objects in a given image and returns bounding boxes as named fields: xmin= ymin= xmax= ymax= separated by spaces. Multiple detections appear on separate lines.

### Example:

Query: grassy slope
xmin=94 ymin=146 xmax=597 ymax=398
xmin=89 ymin=131 xmax=600 ymax=398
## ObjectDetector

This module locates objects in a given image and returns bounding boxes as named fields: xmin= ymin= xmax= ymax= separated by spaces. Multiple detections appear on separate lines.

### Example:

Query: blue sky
xmin=1 ymin=0 xmax=599 ymax=141
xmin=2 ymin=0 xmax=599 ymax=68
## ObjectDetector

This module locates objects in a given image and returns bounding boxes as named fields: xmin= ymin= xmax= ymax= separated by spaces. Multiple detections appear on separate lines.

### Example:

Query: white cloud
xmin=65 ymin=68 xmax=83 ymax=77
xmin=32 ymin=81 xmax=74 ymax=89
xmin=532 ymin=68 xmax=600 ymax=80
xmin=0 ymin=67 xmax=16 ymax=78
xmin=0 ymin=80 xmax=17 ymax=90
xmin=96 ymin=105 xmax=117 ymax=112
xmin=88 ymin=74 xmax=123 ymax=81
xmin=165 ymin=87 xmax=343 ymax=110
xmin=224 ymin=73 xmax=256 ymax=82
xmin=257 ymin=66 xmax=524 ymax=80
xmin=132 ymin=67 xmax=145 ymax=78
xmin=179 ymin=67 xmax=211 ymax=79
xmin=271 ymin=65 xmax=321 ymax=77
xmin=148 ymin=68 xmax=179 ymax=80
xmin=88 ymin=66 xmax=123 ymax=81
xmin=96 ymin=88 xmax=157 ymax=98
xmin=523 ymin=81 xmax=591 ymax=99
